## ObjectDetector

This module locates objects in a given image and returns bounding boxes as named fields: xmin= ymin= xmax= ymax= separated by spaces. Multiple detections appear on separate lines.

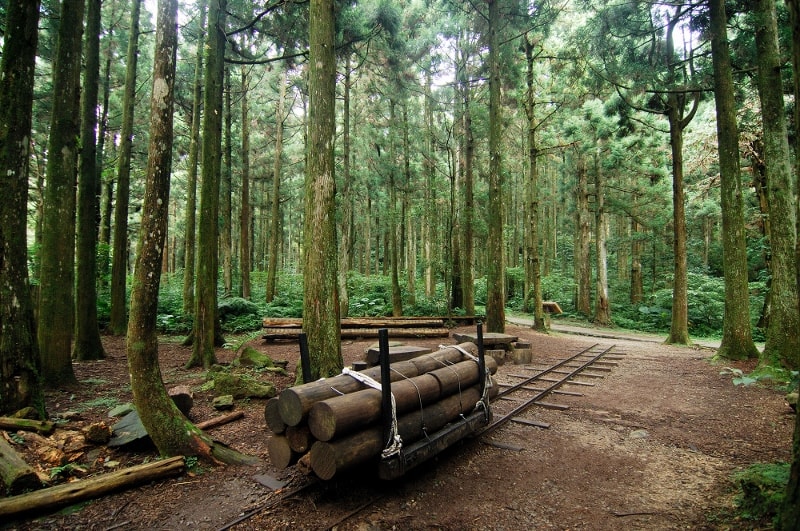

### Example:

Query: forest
xmin=0 ymin=0 xmax=799 ymax=523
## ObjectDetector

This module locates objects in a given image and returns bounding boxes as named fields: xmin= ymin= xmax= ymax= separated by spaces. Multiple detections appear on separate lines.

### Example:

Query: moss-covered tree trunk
xmin=38 ymin=0 xmax=85 ymax=386
xmin=486 ymin=0 xmax=505 ymax=333
xmin=126 ymin=0 xmax=247 ymax=465
xmin=389 ymin=99 xmax=403 ymax=318
xmin=182 ymin=0 xmax=206 ymax=315
xmin=755 ymin=0 xmax=800 ymax=369
xmin=709 ymin=0 xmax=759 ymax=361
xmin=303 ymin=0 xmax=343 ymax=380
xmin=188 ymin=0 xmax=227 ymax=369
xmin=109 ymin=0 xmax=142 ymax=336
xmin=0 ymin=0 xmax=45 ymax=417
xmin=74 ymin=0 xmax=107 ymax=362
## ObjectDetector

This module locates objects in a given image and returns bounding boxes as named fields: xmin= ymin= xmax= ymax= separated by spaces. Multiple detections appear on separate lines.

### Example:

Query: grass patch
xmin=733 ymin=462 xmax=789 ymax=526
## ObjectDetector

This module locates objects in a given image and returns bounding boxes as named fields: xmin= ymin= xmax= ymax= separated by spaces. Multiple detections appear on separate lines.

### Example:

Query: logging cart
xmin=265 ymin=325 xmax=495 ymax=480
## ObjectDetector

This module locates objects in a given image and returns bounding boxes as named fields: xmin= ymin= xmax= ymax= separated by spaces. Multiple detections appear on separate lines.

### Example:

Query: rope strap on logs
xmin=341 ymin=368 xmax=403 ymax=458
xmin=441 ymin=343 xmax=493 ymax=421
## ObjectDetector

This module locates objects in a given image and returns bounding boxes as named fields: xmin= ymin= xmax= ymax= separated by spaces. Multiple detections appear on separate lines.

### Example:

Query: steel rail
xmin=479 ymin=344 xmax=616 ymax=436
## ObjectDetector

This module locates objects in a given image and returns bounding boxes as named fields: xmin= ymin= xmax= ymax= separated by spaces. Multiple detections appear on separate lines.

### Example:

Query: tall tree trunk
xmin=389 ymin=100 xmax=403 ymax=317
xmin=460 ymin=77 xmax=475 ymax=316
xmin=402 ymin=105 xmax=417 ymax=307
xmin=188 ymin=0 xmax=227 ymax=369
xmin=575 ymin=153 xmax=591 ymax=316
xmin=221 ymin=67 xmax=233 ymax=298
xmin=182 ymin=0 xmax=206 ymax=314
xmin=96 ymin=1 xmax=117 ymax=287
xmin=486 ymin=0 xmax=505 ymax=332
xmin=524 ymin=36 xmax=545 ymax=330
xmin=0 ymin=0 xmax=45 ymax=417
xmin=782 ymin=0 xmax=800 ymax=520
xmin=266 ymin=67 xmax=288 ymax=303
xmin=338 ymin=55 xmax=353 ymax=317
xmin=240 ymin=68 xmax=251 ymax=300
xmin=593 ymin=153 xmax=611 ymax=325
xmin=424 ymin=71 xmax=435 ymax=298
xmin=38 ymin=0 xmax=85 ymax=386
xmin=74 ymin=0 xmax=107 ymax=362
xmin=755 ymin=0 xmax=800 ymax=369
xmin=109 ymin=0 xmax=142 ymax=336
xmin=126 ymin=0 xmax=242 ymax=464
xmin=303 ymin=0 xmax=342 ymax=380
xmin=630 ymin=217 xmax=644 ymax=304
xmin=709 ymin=0 xmax=759 ymax=361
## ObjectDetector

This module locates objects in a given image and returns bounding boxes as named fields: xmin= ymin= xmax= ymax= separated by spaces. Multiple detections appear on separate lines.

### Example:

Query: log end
xmin=277 ymin=389 xmax=304 ymax=427
xmin=309 ymin=441 xmax=337 ymax=481
xmin=307 ymin=403 xmax=337 ymax=442
xmin=267 ymin=435 xmax=296 ymax=469
xmin=264 ymin=398 xmax=286 ymax=434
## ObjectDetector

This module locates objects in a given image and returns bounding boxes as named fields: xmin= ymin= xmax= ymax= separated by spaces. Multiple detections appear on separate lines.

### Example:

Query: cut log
xmin=195 ymin=411 xmax=244 ymax=431
xmin=285 ymin=425 xmax=314 ymax=454
xmin=264 ymin=398 xmax=286 ymax=434
xmin=308 ymin=373 xmax=441 ymax=442
xmin=0 ymin=417 xmax=55 ymax=436
xmin=0 ymin=456 xmax=184 ymax=519
xmin=168 ymin=386 xmax=194 ymax=416
xmin=0 ymin=436 xmax=42 ymax=495
xmin=267 ymin=435 xmax=298 ymax=469
xmin=277 ymin=343 xmax=479 ymax=426
xmin=451 ymin=332 xmax=518 ymax=348
xmin=309 ymin=386 xmax=484 ymax=480
xmin=364 ymin=345 xmax=433 ymax=366
xmin=262 ymin=317 xmax=445 ymax=328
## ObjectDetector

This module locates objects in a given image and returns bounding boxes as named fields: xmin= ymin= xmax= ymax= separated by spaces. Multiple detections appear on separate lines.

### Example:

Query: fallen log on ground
xmin=0 ymin=417 xmax=55 ymax=436
xmin=0 ymin=436 xmax=42 ymax=494
xmin=195 ymin=410 xmax=244 ymax=431
xmin=0 ymin=455 xmax=185 ymax=519
xmin=276 ymin=343 xmax=479 ymax=426
xmin=307 ymin=357 xmax=497 ymax=442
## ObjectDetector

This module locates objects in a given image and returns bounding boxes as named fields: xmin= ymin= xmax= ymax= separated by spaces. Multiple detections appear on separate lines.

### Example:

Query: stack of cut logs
xmin=265 ymin=342 xmax=498 ymax=480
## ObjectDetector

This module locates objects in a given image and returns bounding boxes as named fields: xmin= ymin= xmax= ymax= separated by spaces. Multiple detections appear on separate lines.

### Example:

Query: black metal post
xmin=378 ymin=328 xmax=393 ymax=450
xmin=299 ymin=332 xmax=312 ymax=383
xmin=476 ymin=321 xmax=487 ymax=396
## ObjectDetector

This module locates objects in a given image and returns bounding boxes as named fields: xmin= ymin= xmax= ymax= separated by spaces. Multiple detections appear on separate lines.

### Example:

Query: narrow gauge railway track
xmin=218 ymin=343 xmax=622 ymax=531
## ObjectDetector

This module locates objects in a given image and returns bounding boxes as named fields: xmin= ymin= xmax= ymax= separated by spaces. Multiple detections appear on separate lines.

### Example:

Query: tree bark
xmin=38 ymin=0 xmax=85 ymax=386
xmin=266 ymin=68 xmax=288 ymax=303
xmin=109 ymin=0 xmax=142 ymax=336
xmin=709 ymin=0 xmax=759 ymax=361
xmin=486 ymin=0 xmax=506 ymax=333
xmin=755 ymin=0 xmax=800 ymax=369
xmin=389 ymin=99 xmax=403 ymax=317
xmin=0 ymin=0 xmax=44 ymax=416
xmin=221 ymin=66 xmax=233 ymax=298
xmin=338 ymin=54 xmax=353 ymax=317
xmin=593 ymin=151 xmax=611 ymax=325
xmin=240 ymin=68 xmax=252 ymax=299
xmin=182 ymin=0 xmax=207 ymax=315
xmin=303 ymin=0 xmax=343 ymax=381
xmin=575 ymin=153 xmax=591 ymax=316
xmin=189 ymin=0 xmax=228 ymax=369
xmin=74 ymin=0 xmax=107 ymax=362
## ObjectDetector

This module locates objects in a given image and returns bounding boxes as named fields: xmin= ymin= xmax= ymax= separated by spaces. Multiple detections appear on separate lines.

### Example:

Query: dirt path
xmin=3 ymin=322 xmax=794 ymax=530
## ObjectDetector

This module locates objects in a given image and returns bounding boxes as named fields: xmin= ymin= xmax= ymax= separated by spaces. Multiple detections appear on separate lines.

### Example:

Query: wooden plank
xmin=534 ymin=401 xmax=570 ymax=410
xmin=510 ymin=418 xmax=551 ymax=429
xmin=263 ymin=327 xmax=451 ymax=341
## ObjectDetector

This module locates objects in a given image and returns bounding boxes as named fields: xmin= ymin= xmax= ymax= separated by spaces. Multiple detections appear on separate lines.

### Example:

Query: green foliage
xmin=732 ymin=462 xmax=790 ymax=525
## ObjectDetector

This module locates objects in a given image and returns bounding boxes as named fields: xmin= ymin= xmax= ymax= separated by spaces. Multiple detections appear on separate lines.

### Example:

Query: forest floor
xmin=2 ymin=320 xmax=795 ymax=530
